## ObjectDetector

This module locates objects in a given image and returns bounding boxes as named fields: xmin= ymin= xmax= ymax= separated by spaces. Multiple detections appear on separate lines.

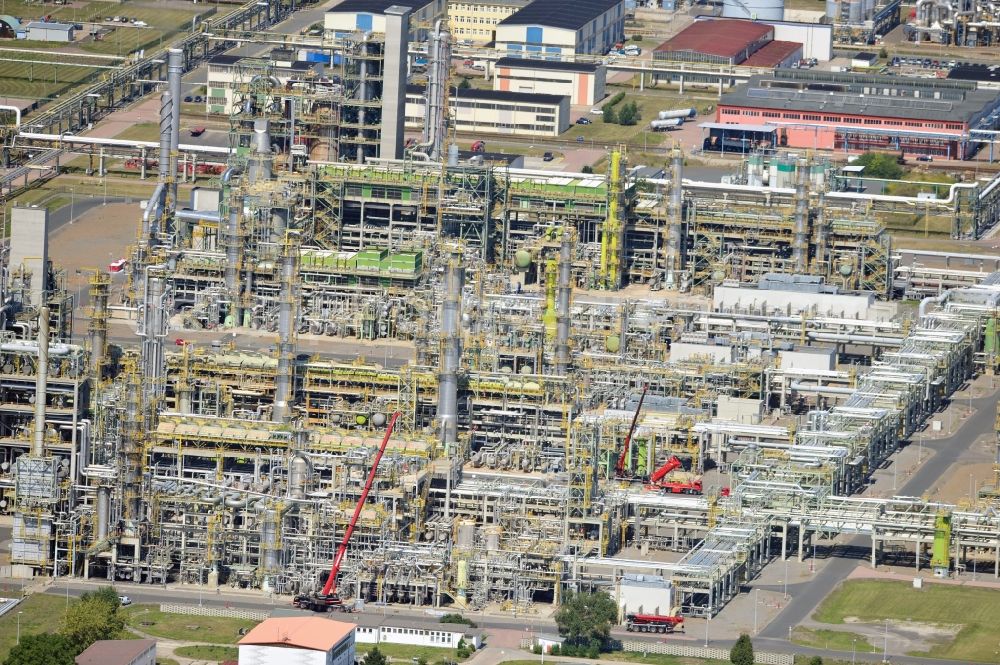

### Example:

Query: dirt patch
xmin=841 ymin=618 xmax=962 ymax=655
xmin=928 ymin=461 xmax=997 ymax=504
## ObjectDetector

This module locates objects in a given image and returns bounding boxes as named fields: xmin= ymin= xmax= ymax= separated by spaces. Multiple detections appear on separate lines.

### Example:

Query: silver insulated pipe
xmin=273 ymin=236 xmax=298 ymax=422
xmin=167 ymin=48 xmax=183 ymax=209
xmin=666 ymin=148 xmax=684 ymax=288
xmin=437 ymin=252 xmax=463 ymax=450
xmin=225 ymin=196 xmax=243 ymax=321
xmin=793 ymin=158 xmax=809 ymax=273
xmin=248 ymin=119 xmax=273 ymax=184
xmin=96 ymin=486 xmax=110 ymax=541
xmin=815 ymin=191 xmax=828 ymax=266
xmin=32 ymin=306 xmax=49 ymax=457
xmin=555 ymin=233 xmax=572 ymax=375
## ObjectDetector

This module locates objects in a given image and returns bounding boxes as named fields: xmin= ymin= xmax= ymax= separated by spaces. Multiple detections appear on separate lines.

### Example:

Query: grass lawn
xmin=123 ymin=604 xmax=257 ymax=644
xmin=791 ymin=627 xmax=875 ymax=653
xmin=173 ymin=644 xmax=239 ymax=661
xmin=157 ymin=660 xmax=180 ymax=665
xmin=0 ymin=594 xmax=70 ymax=662
xmin=0 ymin=57 xmax=98 ymax=101
xmin=360 ymin=643 xmax=469 ymax=664
xmin=814 ymin=580 xmax=1000 ymax=662
xmin=115 ymin=122 xmax=162 ymax=142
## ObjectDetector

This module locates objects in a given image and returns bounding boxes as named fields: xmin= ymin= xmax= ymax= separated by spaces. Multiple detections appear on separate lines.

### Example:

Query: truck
xmin=649 ymin=118 xmax=683 ymax=131
xmin=646 ymin=456 xmax=703 ymax=494
xmin=625 ymin=613 xmax=684 ymax=633
xmin=293 ymin=412 xmax=401 ymax=612
xmin=656 ymin=108 xmax=697 ymax=121
xmin=471 ymin=140 xmax=486 ymax=153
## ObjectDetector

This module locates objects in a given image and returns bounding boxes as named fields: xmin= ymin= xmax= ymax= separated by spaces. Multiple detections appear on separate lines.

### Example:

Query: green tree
xmin=581 ymin=165 xmax=594 ymax=174
xmin=440 ymin=613 xmax=477 ymax=627
xmin=730 ymin=633 xmax=754 ymax=665
xmin=854 ymin=151 xmax=904 ymax=180
xmin=878 ymin=46 xmax=888 ymax=59
xmin=4 ymin=633 xmax=77 ymax=665
xmin=363 ymin=647 xmax=387 ymax=665
xmin=602 ymin=106 xmax=617 ymax=124
xmin=808 ymin=657 xmax=823 ymax=665
xmin=554 ymin=590 xmax=618 ymax=649
xmin=61 ymin=586 xmax=126 ymax=653
xmin=458 ymin=77 xmax=472 ymax=90
xmin=618 ymin=101 xmax=640 ymax=126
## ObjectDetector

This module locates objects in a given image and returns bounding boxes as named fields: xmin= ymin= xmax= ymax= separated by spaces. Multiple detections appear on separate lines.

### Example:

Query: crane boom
xmin=320 ymin=411 xmax=400 ymax=597
xmin=615 ymin=385 xmax=648 ymax=476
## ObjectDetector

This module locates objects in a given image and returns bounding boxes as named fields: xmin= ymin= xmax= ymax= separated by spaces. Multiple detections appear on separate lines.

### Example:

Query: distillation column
xmin=815 ymin=191 xmax=828 ymax=269
xmin=555 ymin=232 xmax=572 ymax=375
xmin=33 ymin=307 xmax=49 ymax=457
xmin=438 ymin=252 xmax=464 ymax=449
xmin=88 ymin=272 xmax=109 ymax=378
xmin=140 ymin=267 xmax=168 ymax=407
xmin=167 ymin=48 xmax=182 ymax=213
xmin=793 ymin=158 xmax=809 ymax=274
xmin=665 ymin=148 xmax=684 ymax=288
xmin=273 ymin=235 xmax=299 ymax=422
xmin=248 ymin=119 xmax=273 ymax=185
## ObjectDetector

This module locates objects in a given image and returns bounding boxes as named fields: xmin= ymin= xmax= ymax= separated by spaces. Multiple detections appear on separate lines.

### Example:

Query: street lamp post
xmin=882 ymin=620 xmax=889 ymax=663
xmin=16 ymin=611 xmax=23 ymax=645
xmin=753 ymin=588 xmax=758 ymax=635
xmin=783 ymin=558 xmax=788 ymax=599
xmin=704 ymin=616 xmax=710 ymax=647
xmin=70 ymin=188 xmax=75 ymax=223
xmin=852 ymin=638 xmax=857 ymax=665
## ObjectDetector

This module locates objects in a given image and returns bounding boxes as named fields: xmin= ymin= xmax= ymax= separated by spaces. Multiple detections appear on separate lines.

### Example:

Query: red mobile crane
xmin=293 ymin=411 xmax=401 ymax=612
xmin=615 ymin=385 xmax=648 ymax=478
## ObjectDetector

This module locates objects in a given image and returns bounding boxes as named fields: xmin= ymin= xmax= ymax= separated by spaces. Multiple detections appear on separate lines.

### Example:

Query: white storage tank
xmin=722 ymin=0 xmax=784 ymax=21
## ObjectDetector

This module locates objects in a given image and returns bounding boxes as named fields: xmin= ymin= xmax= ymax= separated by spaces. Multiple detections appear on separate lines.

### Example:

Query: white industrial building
xmin=25 ymin=21 xmax=74 ymax=42
xmin=495 ymin=0 xmax=625 ymax=56
xmin=712 ymin=274 xmax=895 ymax=320
xmin=354 ymin=616 xmax=483 ymax=649
xmin=615 ymin=573 xmax=675 ymax=617
xmin=494 ymin=58 xmax=606 ymax=106
xmin=405 ymin=85 xmax=570 ymax=137
xmin=238 ymin=616 xmax=356 ymax=665
xmin=325 ymin=0 xmax=445 ymax=42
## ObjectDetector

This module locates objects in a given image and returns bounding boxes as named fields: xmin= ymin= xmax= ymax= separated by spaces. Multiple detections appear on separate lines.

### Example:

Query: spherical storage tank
xmin=722 ymin=0 xmax=784 ymax=21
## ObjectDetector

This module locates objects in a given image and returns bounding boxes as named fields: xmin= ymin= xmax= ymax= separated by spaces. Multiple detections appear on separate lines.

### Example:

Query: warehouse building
xmin=448 ymin=0 xmax=531 ymax=45
xmin=654 ymin=20 xmax=774 ymax=66
xmin=494 ymin=57 xmax=606 ymax=106
xmin=495 ymin=0 xmax=625 ymax=56
xmin=25 ymin=21 xmax=74 ymax=42
xmin=238 ymin=617 xmax=356 ymax=665
xmin=717 ymin=70 xmax=1000 ymax=159
xmin=405 ymin=85 xmax=570 ymax=136
xmin=75 ymin=639 xmax=156 ymax=665
xmin=325 ymin=0 xmax=445 ymax=42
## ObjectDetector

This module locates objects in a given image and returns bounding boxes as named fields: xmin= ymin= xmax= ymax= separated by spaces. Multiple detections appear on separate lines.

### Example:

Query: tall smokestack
xmin=555 ymin=232 xmax=572 ymax=375
xmin=167 ymin=49 xmax=183 ymax=210
xmin=157 ymin=90 xmax=172 ymax=189
xmin=273 ymin=234 xmax=299 ymax=422
xmin=793 ymin=158 xmax=809 ymax=273
xmin=437 ymin=253 xmax=463 ymax=449
xmin=666 ymin=148 xmax=684 ymax=288
xmin=32 ymin=306 xmax=49 ymax=457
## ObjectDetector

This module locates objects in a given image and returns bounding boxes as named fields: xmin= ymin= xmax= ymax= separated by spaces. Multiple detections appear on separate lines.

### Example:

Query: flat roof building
xmin=449 ymin=0 xmax=531 ymax=45
xmin=25 ymin=21 xmax=74 ymax=42
xmin=406 ymin=84 xmax=571 ymax=136
xmin=494 ymin=57 xmax=606 ymax=106
xmin=75 ymin=639 xmax=156 ymax=665
xmin=717 ymin=69 xmax=1000 ymax=159
xmin=741 ymin=40 xmax=801 ymax=68
xmin=495 ymin=0 xmax=625 ymax=56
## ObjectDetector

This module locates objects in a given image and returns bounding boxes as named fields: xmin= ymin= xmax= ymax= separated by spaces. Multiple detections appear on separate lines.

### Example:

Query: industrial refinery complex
xmin=3 ymin=0 xmax=1000 ymax=660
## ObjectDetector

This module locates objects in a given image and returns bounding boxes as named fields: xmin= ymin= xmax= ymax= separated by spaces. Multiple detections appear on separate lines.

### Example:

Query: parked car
xmin=108 ymin=258 xmax=128 ymax=273
xmin=543 ymin=151 xmax=554 ymax=162
xmin=576 ymin=116 xmax=592 ymax=125
xmin=183 ymin=95 xmax=193 ymax=102
xmin=576 ymin=136 xmax=585 ymax=143
xmin=118 ymin=595 xmax=132 ymax=606
xmin=189 ymin=127 xmax=206 ymax=137
xmin=590 ymin=107 xmax=604 ymax=115
xmin=916 ymin=154 xmax=933 ymax=162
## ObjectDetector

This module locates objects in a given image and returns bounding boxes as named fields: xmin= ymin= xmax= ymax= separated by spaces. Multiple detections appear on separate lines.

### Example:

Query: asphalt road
xmin=760 ymin=388 xmax=1000 ymax=643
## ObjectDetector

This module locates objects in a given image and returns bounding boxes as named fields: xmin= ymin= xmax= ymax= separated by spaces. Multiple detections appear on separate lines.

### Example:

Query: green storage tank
xmin=930 ymin=512 xmax=952 ymax=575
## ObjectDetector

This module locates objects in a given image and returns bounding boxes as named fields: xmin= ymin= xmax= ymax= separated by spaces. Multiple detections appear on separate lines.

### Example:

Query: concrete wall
xmin=768 ymin=21 xmax=832 ymax=61
xmin=715 ymin=395 xmax=763 ymax=423
xmin=9 ymin=207 xmax=49 ymax=307
xmin=405 ymin=92 xmax=569 ymax=136
xmin=355 ymin=624 xmax=477 ymax=649
xmin=239 ymin=645 xmax=327 ymax=665
xmin=779 ymin=348 xmax=836 ymax=371
xmin=713 ymin=285 xmax=876 ymax=319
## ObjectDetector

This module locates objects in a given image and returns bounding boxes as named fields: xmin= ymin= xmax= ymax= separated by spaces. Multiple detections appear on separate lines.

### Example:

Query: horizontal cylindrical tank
xmin=649 ymin=119 xmax=683 ymax=131
xmin=657 ymin=108 xmax=696 ymax=120
xmin=722 ymin=0 xmax=784 ymax=20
